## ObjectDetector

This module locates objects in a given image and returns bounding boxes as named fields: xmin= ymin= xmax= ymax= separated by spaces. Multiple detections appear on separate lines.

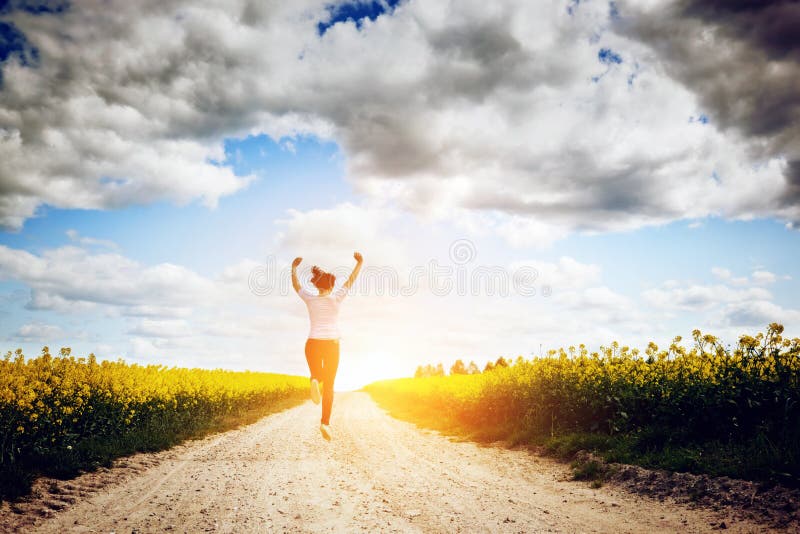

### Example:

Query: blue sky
xmin=1 ymin=0 xmax=799 ymax=387
xmin=317 ymin=0 xmax=403 ymax=35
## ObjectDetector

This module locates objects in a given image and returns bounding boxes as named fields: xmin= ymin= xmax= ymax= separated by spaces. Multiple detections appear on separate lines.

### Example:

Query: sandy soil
xmin=0 ymin=392 xmax=782 ymax=533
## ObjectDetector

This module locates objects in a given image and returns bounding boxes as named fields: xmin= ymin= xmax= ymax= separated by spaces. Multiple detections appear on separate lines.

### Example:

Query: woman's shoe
xmin=310 ymin=378 xmax=321 ymax=404
xmin=320 ymin=423 xmax=332 ymax=441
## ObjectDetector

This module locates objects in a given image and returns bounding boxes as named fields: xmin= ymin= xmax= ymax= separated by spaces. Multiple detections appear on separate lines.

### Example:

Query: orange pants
xmin=305 ymin=338 xmax=340 ymax=425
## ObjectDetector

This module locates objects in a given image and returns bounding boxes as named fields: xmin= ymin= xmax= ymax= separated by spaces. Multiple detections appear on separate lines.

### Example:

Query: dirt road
xmin=1 ymin=392 xmax=776 ymax=533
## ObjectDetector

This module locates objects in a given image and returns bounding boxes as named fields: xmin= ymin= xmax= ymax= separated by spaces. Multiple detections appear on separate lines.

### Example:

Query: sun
xmin=335 ymin=350 xmax=410 ymax=391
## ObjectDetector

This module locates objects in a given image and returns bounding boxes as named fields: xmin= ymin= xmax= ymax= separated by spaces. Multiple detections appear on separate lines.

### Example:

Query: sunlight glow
xmin=335 ymin=350 xmax=409 ymax=391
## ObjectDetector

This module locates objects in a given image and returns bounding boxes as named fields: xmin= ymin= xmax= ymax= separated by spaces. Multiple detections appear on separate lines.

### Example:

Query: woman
xmin=292 ymin=252 xmax=363 ymax=441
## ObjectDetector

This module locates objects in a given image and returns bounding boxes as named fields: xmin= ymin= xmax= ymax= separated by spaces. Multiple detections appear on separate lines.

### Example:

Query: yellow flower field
xmin=365 ymin=324 xmax=800 ymax=484
xmin=0 ymin=347 xmax=308 ymax=499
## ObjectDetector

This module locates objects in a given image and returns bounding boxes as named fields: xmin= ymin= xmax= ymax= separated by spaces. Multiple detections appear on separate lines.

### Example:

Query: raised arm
xmin=291 ymin=257 xmax=302 ymax=293
xmin=343 ymin=252 xmax=363 ymax=290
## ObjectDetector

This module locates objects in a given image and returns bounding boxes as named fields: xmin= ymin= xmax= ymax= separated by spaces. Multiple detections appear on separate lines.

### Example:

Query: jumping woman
xmin=292 ymin=252 xmax=363 ymax=441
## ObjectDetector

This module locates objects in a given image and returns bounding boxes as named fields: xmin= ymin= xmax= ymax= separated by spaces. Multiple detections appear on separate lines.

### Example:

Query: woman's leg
xmin=305 ymin=339 xmax=323 ymax=381
xmin=320 ymin=340 xmax=340 ymax=425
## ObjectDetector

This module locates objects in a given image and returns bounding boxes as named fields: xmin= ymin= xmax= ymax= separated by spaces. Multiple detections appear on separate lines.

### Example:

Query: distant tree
xmin=450 ymin=359 xmax=467 ymax=375
xmin=483 ymin=361 xmax=495 ymax=372
xmin=494 ymin=356 xmax=509 ymax=368
xmin=467 ymin=360 xmax=480 ymax=374
xmin=435 ymin=363 xmax=445 ymax=376
xmin=414 ymin=365 xmax=424 ymax=378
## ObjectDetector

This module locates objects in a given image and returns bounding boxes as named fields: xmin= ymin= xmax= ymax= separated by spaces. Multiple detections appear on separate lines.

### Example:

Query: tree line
xmin=414 ymin=356 xmax=512 ymax=377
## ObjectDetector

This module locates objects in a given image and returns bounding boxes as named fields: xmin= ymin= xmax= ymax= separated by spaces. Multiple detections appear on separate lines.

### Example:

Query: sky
xmin=0 ymin=0 xmax=799 ymax=389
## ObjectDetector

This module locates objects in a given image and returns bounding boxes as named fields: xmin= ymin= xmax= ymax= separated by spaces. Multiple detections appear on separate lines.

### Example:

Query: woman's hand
xmin=353 ymin=252 xmax=363 ymax=263
xmin=292 ymin=257 xmax=303 ymax=268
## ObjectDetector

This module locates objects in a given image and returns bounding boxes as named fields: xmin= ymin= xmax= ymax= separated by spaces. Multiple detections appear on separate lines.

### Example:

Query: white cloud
xmin=711 ymin=267 xmax=747 ymax=286
xmin=710 ymin=267 xmax=730 ymax=279
xmin=509 ymin=256 xmax=601 ymax=291
xmin=721 ymin=301 xmax=800 ymax=328
xmin=11 ymin=322 xmax=63 ymax=342
xmin=0 ymin=0 xmax=796 ymax=239
xmin=122 ymin=305 xmax=193 ymax=319
xmin=65 ymin=229 xmax=118 ymax=250
xmin=0 ymin=244 xmax=218 ymax=312
xmin=128 ymin=319 xmax=193 ymax=338
xmin=711 ymin=267 xmax=780 ymax=287
xmin=751 ymin=270 xmax=777 ymax=286
xmin=274 ymin=202 xmax=411 ymax=280
xmin=640 ymin=268 xmax=800 ymax=344
xmin=557 ymin=285 xmax=632 ymax=310
xmin=643 ymin=283 xmax=772 ymax=311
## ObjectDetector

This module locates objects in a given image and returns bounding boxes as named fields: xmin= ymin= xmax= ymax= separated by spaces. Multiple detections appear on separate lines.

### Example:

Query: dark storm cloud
xmin=681 ymin=0 xmax=800 ymax=61
xmin=461 ymin=150 xmax=685 ymax=230
xmin=678 ymin=0 xmax=800 ymax=141
xmin=784 ymin=159 xmax=800 ymax=206
xmin=616 ymin=0 xmax=800 ymax=222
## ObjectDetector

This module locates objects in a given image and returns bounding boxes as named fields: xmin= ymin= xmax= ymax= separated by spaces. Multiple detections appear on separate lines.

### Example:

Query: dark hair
xmin=311 ymin=266 xmax=336 ymax=291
